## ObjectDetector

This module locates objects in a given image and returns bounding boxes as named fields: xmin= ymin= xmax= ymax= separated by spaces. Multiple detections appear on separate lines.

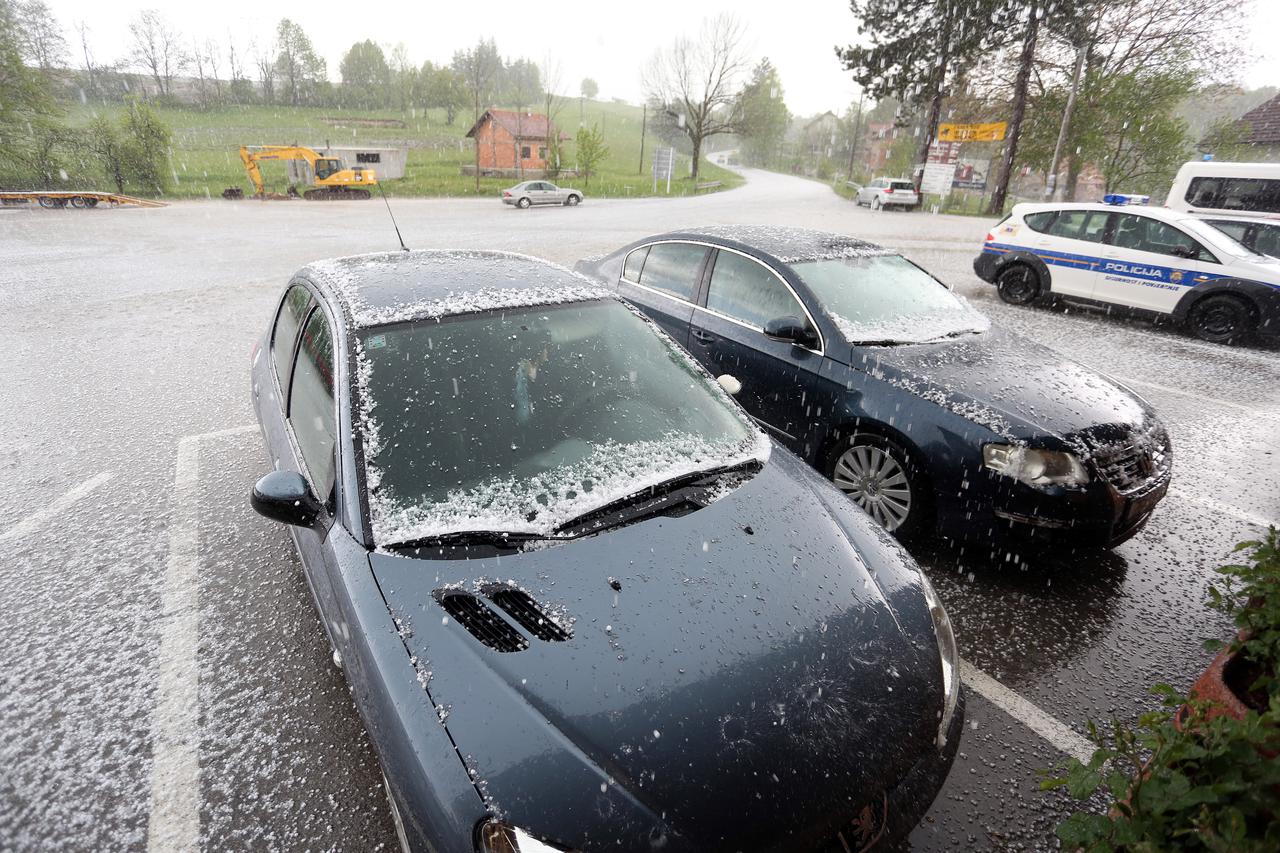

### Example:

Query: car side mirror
xmin=251 ymin=470 xmax=322 ymax=527
xmin=763 ymin=315 xmax=818 ymax=349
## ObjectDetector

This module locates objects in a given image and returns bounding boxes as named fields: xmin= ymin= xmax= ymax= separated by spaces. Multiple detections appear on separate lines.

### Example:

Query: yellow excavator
xmin=222 ymin=145 xmax=377 ymax=200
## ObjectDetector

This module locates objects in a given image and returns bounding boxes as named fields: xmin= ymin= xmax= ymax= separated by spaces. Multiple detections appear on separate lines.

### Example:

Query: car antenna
xmin=377 ymin=182 xmax=409 ymax=252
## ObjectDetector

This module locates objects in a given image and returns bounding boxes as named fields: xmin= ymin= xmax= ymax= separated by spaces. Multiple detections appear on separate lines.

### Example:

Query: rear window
xmin=1024 ymin=212 xmax=1055 ymax=232
xmin=622 ymin=246 xmax=649 ymax=283
xmin=1186 ymin=177 xmax=1280 ymax=214
xmin=890 ymin=181 xmax=915 ymax=191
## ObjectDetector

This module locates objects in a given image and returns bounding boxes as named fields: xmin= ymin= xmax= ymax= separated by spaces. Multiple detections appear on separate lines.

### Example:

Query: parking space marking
xmin=145 ymin=425 xmax=254 ymax=853
xmin=1171 ymin=487 xmax=1277 ymax=530
xmin=959 ymin=660 xmax=1095 ymax=765
xmin=0 ymin=471 xmax=113 ymax=545
xmin=1111 ymin=375 xmax=1280 ymax=419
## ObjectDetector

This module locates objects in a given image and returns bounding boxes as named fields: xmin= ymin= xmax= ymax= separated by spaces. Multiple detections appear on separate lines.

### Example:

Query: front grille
xmin=435 ymin=590 xmax=529 ymax=653
xmin=1088 ymin=424 xmax=1171 ymax=494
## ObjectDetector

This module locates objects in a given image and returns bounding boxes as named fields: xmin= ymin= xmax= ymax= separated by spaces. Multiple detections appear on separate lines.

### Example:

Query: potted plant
xmin=1042 ymin=529 xmax=1280 ymax=851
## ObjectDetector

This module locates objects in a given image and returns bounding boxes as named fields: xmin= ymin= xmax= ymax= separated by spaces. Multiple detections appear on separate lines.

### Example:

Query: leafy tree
xmin=574 ymin=123 xmax=608 ymax=186
xmin=129 ymin=9 xmax=186 ymax=99
xmin=121 ymin=99 xmax=171 ymax=195
xmin=86 ymin=114 xmax=127 ymax=192
xmin=16 ymin=0 xmax=68 ymax=71
xmin=422 ymin=61 xmax=465 ymax=124
xmin=836 ymin=0 xmax=1004 ymax=187
xmin=273 ymin=19 xmax=326 ymax=106
xmin=579 ymin=77 xmax=598 ymax=99
xmin=453 ymin=38 xmax=502 ymax=191
xmin=643 ymin=14 xmax=749 ymax=182
xmin=734 ymin=58 xmax=790 ymax=169
xmin=499 ymin=58 xmax=543 ymax=110
xmin=0 ymin=0 xmax=60 ymax=186
xmin=388 ymin=43 xmax=416 ymax=111
xmin=340 ymin=40 xmax=391 ymax=108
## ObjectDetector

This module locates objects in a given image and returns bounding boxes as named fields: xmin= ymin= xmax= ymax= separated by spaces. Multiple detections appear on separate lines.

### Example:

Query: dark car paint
xmin=578 ymin=229 xmax=1171 ymax=548
xmin=249 ymin=252 xmax=962 ymax=853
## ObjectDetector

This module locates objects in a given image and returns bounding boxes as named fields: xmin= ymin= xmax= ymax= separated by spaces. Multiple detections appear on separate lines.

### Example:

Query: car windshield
xmin=791 ymin=254 xmax=990 ymax=344
xmin=1180 ymin=216 xmax=1263 ymax=260
xmin=357 ymin=299 xmax=764 ymax=545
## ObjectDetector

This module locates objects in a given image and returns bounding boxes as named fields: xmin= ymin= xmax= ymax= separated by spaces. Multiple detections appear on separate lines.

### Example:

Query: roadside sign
xmin=953 ymin=157 xmax=989 ymax=190
xmin=927 ymin=140 xmax=961 ymax=164
xmin=652 ymin=147 xmax=675 ymax=193
xmin=937 ymin=122 xmax=1007 ymax=142
xmin=920 ymin=162 xmax=955 ymax=195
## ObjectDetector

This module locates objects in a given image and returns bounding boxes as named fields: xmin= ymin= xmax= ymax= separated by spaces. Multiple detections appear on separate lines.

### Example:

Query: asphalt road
xmin=2 ymin=166 xmax=1278 ymax=852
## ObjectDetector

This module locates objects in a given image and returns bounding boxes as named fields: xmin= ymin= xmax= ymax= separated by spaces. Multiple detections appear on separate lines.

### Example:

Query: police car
xmin=974 ymin=196 xmax=1280 ymax=344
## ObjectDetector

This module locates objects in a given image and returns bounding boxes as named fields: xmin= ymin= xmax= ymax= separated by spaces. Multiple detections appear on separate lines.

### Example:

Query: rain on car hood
xmin=369 ymin=452 xmax=942 ymax=852
xmin=843 ymin=326 xmax=1153 ymax=440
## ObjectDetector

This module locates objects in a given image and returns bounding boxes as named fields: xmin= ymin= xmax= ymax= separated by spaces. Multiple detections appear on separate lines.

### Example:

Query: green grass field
xmin=64 ymin=99 xmax=742 ymax=200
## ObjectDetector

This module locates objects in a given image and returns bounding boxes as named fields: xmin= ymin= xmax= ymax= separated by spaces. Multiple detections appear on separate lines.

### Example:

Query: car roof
xmin=299 ymin=250 xmax=608 ymax=328
xmin=1011 ymin=201 xmax=1199 ymax=224
xmin=1198 ymin=214 xmax=1280 ymax=226
xmin=646 ymin=225 xmax=890 ymax=264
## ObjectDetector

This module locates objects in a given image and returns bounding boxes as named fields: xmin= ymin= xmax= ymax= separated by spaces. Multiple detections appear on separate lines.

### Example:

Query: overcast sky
xmin=48 ymin=0 xmax=1280 ymax=117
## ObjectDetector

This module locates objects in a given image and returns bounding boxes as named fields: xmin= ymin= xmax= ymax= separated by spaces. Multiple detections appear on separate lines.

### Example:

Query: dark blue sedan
xmin=576 ymin=226 xmax=1171 ymax=548
xmin=249 ymin=250 xmax=962 ymax=852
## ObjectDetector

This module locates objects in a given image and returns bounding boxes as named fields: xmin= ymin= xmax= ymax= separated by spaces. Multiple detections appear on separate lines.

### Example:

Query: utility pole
xmin=1047 ymin=42 xmax=1086 ymax=201
xmin=639 ymin=103 xmax=647 ymax=175
xmin=846 ymin=89 xmax=865 ymax=183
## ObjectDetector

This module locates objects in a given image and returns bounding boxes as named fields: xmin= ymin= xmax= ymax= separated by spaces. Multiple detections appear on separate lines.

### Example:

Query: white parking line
xmin=1111 ymin=376 xmax=1280 ymax=419
xmin=1171 ymin=487 xmax=1277 ymax=530
xmin=0 ymin=471 xmax=113 ymax=544
xmin=959 ymin=660 xmax=1096 ymax=765
xmin=145 ymin=424 xmax=254 ymax=853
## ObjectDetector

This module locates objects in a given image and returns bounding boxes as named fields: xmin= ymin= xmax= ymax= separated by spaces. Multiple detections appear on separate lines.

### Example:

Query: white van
xmin=1166 ymin=161 xmax=1280 ymax=218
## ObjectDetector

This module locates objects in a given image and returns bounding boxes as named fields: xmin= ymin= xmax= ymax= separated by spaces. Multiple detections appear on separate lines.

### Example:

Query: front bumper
xmin=973 ymin=251 xmax=999 ymax=282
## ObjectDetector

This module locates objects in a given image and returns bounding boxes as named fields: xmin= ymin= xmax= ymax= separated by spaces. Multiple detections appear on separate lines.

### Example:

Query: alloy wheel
xmin=833 ymin=444 xmax=912 ymax=531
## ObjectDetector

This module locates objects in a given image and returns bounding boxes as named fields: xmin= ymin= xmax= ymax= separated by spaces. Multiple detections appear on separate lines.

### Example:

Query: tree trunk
xmin=691 ymin=134 xmax=702 ymax=183
xmin=1064 ymin=153 xmax=1083 ymax=201
xmin=988 ymin=0 xmax=1040 ymax=216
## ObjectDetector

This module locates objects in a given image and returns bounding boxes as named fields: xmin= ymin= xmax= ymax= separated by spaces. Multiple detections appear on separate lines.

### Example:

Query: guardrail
xmin=695 ymin=181 xmax=723 ymax=192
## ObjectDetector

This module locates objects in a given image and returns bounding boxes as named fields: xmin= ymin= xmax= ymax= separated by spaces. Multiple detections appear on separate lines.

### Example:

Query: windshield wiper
xmin=383 ymin=530 xmax=563 ymax=551
xmin=920 ymin=328 xmax=984 ymax=343
xmin=553 ymin=461 xmax=760 ymax=536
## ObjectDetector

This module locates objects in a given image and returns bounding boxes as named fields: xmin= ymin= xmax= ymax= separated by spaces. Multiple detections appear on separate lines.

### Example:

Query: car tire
xmin=826 ymin=433 xmax=932 ymax=540
xmin=565 ymin=194 xmax=580 ymax=206
xmin=1186 ymin=293 xmax=1254 ymax=344
xmin=995 ymin=263 xmax=1041 ymax=305
xmin=517 ymin=197 xmax=531 ymax=209
xmin=383 ymin=774 xmax=411 ymax=853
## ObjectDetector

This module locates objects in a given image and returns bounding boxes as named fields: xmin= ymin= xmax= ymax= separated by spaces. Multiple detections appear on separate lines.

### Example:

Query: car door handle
xmin=690 ymin=329 xmax=715 ymax=345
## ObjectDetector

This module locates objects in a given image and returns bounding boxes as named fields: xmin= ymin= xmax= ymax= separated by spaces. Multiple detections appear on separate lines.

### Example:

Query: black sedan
xmin=249 ymin=250 xmax=963 ymax=852
xmin=576 ymin=226 xmax=1171 ymax=549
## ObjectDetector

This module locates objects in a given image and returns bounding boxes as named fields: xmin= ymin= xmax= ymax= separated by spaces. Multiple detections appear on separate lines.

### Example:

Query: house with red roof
xmin=464 ymin=108 xmax=570 ymax=178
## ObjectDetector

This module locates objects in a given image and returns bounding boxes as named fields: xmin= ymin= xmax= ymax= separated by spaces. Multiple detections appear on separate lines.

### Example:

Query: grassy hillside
xmin=64 ymin=99 xmax=742 ymax=200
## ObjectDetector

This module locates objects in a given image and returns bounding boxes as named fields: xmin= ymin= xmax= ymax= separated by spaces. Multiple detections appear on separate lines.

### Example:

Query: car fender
xmin=1171 ymin=276 xmax=1280 ymax=328
xmin=991 ymin=249 xmax=1051 ymax=290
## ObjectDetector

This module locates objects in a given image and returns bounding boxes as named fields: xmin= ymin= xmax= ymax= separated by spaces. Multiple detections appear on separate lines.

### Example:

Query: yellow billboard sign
xmin=937 ymin=122 xmax=1007 ymax=142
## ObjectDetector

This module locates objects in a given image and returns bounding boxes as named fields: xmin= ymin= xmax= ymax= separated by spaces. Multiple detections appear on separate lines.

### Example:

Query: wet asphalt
xmin=1 ymin=166 xmax=1278 ymax=851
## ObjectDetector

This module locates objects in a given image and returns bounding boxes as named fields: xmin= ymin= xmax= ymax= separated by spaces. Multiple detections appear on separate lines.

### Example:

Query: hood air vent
xmin=434 ymin=590 xmax=529 ymax=653
xmin=487 ymin=587 xmax=572 ymax=642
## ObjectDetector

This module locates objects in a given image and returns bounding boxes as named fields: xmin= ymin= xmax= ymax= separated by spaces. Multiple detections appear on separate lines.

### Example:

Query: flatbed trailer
xmin=0 ymin=191 xmax=168 ymax=209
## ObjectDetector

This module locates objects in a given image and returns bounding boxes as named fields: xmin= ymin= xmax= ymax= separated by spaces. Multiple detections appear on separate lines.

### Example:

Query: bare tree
xmin=75 ymin=20 xmax=99 ymax=96
xmin=129 ymin=9 xmax=186 ymax=98
xmin=191 ymin=37 xmax=209 ymax=107
xmin=453 ymin=38 xmax=502 ymax=192
xmin=17 ymin=0 xmax=68 ymax=71
xmin=205 ymin=38 xmax=223 ymax=102
xmin=642 ymin=14 xmax=750 ymax=182
xmin=253 ymin=40 xmax=276 ymax=104
xmin=541 ymin=54 xmax=566 ymax=172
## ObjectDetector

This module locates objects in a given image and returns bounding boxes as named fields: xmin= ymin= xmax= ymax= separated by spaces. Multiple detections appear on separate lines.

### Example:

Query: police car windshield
xmin=1179 ymin=216 xmax=1265 ymax=260
xmin=793 ymin=254 xmax=990 ymax=345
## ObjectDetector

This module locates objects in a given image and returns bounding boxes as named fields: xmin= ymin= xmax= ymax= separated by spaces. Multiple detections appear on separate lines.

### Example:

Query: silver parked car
xmin=502 ymin=180 xmax=583 ymax=208
xmin=855 ymin=177 xmax=919 ymax=211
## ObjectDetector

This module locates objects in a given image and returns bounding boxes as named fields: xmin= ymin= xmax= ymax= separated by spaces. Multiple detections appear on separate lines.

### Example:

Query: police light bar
xmin=1102 ymin=193 xmax=1150 ymax=206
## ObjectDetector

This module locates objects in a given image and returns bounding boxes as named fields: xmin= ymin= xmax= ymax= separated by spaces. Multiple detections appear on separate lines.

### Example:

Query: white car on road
xmin=502 ymin=180 xmax=583 ymax=209
xmin=974 ymin=199 xmax=1280 ymax=344
xmin=855 ymin=177 xmax=919 ymax=211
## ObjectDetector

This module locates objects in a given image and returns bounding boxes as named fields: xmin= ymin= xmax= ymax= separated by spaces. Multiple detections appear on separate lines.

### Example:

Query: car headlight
xmin=918 ymin=571 xmax=959 ymax=750
xmin=478 ymin=820 xmax=575 ymax=853
xmin=982 ymin=444 xmax=1088 ymax=488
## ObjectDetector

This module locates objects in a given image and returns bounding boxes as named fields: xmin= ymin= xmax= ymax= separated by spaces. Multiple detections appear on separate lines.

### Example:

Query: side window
xmin=289 ymin=309 xmax=337 ymax=499
xmin=1208 ymin=220 xmax=1249 ymax=244
xmin=521 ymin=146 xmax=532 ymax=159
xmin=1024 ymin=211 xmax=1055 ymax=233
xmin=1255 ymin=225 xmax=1280 ymax=257
xmin=1080 ymin=212 xmax=1110 ymax=243
xmin=638 ymin=242 xmax=706 ymax=301
xmin=1187 ymin=177 xmax=1280 ymax=214
xmin=272 ymin=284 xmax=312 ymax=393
xmin=1049 ymin=211 xmax=1108 ymax=242
xmin=1112 ymin=215 xmax=1211 ymax=261
xmin=706 ymin=250 xmax=804 ymax=330
xmin=622 ymin=246 xmax=650 ymax=283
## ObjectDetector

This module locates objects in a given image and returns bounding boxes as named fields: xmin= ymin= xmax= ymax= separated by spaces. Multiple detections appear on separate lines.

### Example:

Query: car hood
xmin=370 ymin=451 xmax=943 ymax=852
xmin=839 ymin=326 xmax=1155 ymax=442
